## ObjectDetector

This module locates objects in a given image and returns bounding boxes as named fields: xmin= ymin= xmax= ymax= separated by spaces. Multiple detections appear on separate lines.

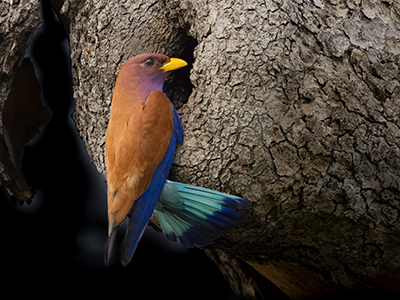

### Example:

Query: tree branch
xmin=0 ymin=1 xmax=43 ymax=203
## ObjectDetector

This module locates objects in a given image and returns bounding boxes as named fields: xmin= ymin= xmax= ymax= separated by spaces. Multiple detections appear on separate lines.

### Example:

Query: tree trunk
xmin=2 ymin=0 xmax=400 ymax=298
xmin=0 ymin=0 xmax=46 ymax=203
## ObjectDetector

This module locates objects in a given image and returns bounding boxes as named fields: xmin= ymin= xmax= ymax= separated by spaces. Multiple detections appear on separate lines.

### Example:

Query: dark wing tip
xmin=105 ymin=226 xmax=119 ymax=266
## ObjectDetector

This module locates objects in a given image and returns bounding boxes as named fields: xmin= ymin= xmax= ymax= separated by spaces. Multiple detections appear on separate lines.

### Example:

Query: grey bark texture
xmin=2 ymin=0 xmax=400 ymax=298
xmin=0 ymin=0 xmax=45 ymax=203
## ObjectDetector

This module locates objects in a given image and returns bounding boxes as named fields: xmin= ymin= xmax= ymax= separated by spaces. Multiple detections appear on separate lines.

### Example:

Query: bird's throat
xmin=139 ymin=79 xmax=164 ymax=102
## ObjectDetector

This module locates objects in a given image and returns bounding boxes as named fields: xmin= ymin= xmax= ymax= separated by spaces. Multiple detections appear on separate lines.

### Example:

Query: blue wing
xmin=155 ymin=181 xmax=248 ymax=248
xmin=172 ymin=106 xmax=184 ymax=145
xmin=120 ymin=105 xmax=183 ymax=266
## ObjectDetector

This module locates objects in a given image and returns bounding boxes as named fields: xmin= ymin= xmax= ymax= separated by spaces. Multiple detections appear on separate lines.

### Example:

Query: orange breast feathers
xmin=105 ymin=90 xmax=174 ymax=228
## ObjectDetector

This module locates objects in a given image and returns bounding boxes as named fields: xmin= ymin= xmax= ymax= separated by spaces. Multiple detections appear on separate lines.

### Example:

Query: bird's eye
xmin=144 ymin=57 xmax=155 ymax=67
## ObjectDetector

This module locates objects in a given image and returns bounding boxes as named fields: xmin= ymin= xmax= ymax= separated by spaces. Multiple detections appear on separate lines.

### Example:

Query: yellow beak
xmin=160 ymin=58 xmax=188 ymax=72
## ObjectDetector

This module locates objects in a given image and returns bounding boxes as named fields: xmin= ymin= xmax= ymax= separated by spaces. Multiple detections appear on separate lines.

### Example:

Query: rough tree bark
xmin=0 ymin=0 xmax=46 ymax=203
xmin=2 ymin=0 xmax=400 ymax=298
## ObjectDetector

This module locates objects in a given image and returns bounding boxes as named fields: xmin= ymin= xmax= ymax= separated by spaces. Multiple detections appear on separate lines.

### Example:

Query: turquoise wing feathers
xmin=155 ymin=180 xmax=248 ymax=248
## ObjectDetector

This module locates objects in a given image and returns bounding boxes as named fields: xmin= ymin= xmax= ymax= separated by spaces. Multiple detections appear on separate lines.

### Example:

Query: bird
xmin=105 ymin=53 xmax=248 ymax=266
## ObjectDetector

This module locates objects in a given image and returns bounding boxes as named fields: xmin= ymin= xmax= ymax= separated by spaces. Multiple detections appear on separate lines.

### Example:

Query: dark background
xmin=0 ymin=1 xmax=237 ymax=298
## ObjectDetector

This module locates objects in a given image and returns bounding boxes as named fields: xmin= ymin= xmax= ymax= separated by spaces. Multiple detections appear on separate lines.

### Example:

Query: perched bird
xmin=105 ymin=53 xmax=247 ymax=266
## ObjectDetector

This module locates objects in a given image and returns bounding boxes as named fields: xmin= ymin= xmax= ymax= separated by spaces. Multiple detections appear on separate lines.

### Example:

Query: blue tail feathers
xmin=155 ymin=180 xmax=248 ymax=248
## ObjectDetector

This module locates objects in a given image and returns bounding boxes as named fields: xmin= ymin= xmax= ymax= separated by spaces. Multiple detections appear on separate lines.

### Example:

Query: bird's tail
xmin=154 ymin=180 xmax=248 ymax=248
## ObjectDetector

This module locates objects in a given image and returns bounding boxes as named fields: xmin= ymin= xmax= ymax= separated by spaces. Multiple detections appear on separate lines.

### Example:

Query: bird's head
xmin=117 ymin=53 xmax=187 ymax=101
